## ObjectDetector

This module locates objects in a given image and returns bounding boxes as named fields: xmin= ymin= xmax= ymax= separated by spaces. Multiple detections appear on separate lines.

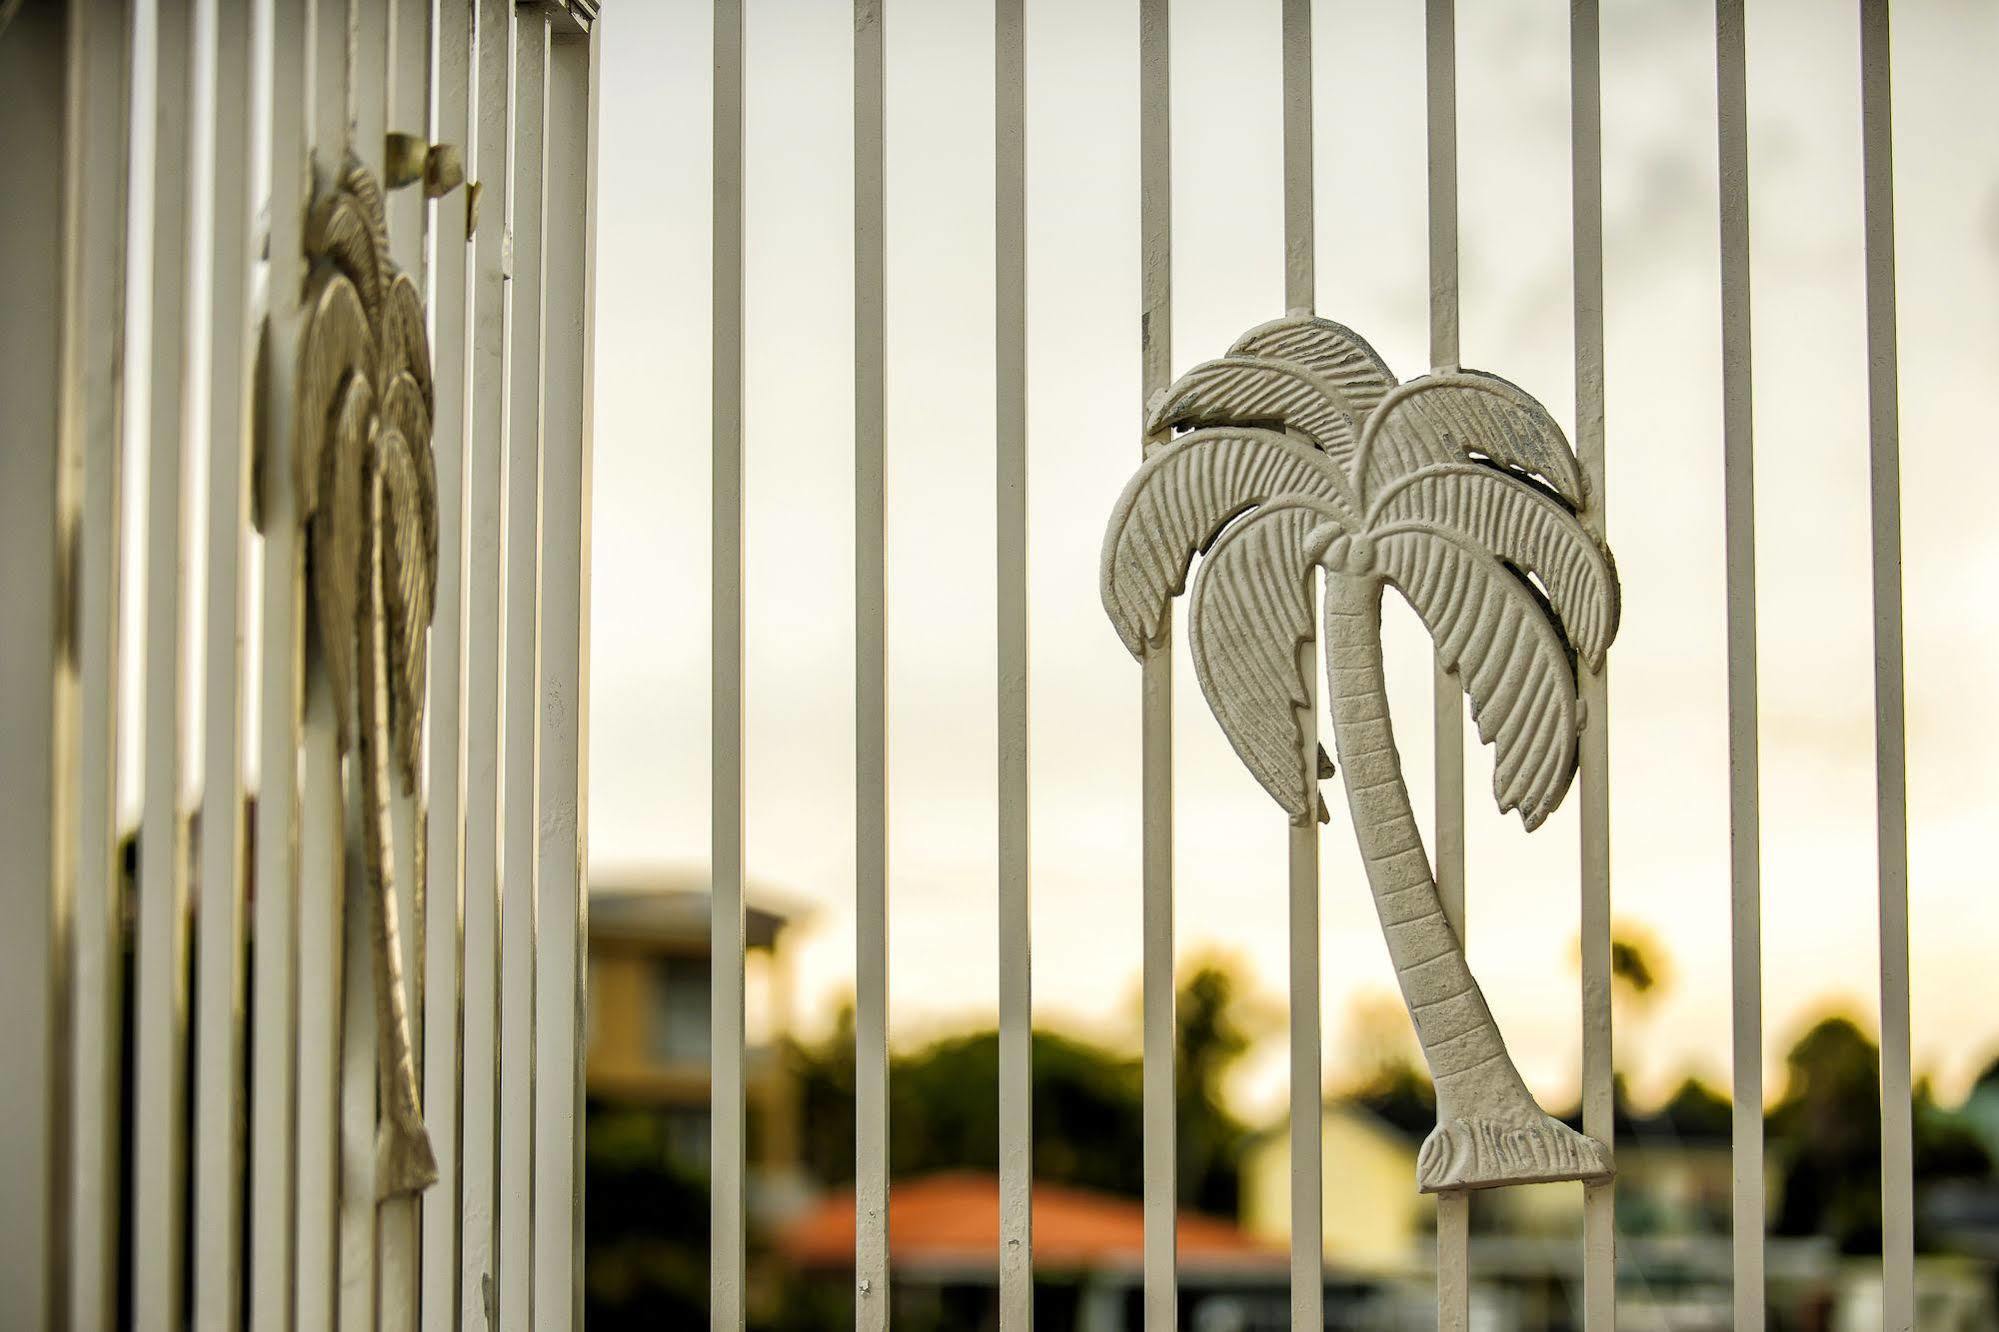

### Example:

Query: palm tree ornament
xmin=293 ymin=157 xmax=440 ymax=1196
xmin=1102 ymin=316 xmax=1620 ymax=1192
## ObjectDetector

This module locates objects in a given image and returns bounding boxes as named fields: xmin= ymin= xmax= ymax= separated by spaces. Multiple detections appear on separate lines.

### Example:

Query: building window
xmin=648 ymin=957 xmax=711 ymax=1068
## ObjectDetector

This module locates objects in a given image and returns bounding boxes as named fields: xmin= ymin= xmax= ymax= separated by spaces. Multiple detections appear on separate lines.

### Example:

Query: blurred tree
xmin=1174 ymin=960 xmax=1273 ymax=1216
xmin=1649 ymin=1077 xmax=1734 ymax=1141
xmin=1913 ymin=1076 xmax=1994 ymax=1183
xmin=1771 ymin=1016 xmax=1889 ymax=1253
xmin=791 ymin=958 xmax=1260 ymax=1215
xmin=1768 ymin=1015 xmax=1993 ymax=1254
xmin=1339 ymin=991 xmax=1436 ymax=1140
xmin=584 ymin=1100 xmax=710 ymax=1329
xmin=1609 ymin=927 xmax=1666 ymax=1005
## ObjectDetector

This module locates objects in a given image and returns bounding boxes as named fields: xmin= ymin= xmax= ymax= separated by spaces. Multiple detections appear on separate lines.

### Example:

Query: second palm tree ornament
xmin=294 ymin=157 xmax=440 ymax=1197
xmin=1103 ymin=317 xmax=1620 ymax=1193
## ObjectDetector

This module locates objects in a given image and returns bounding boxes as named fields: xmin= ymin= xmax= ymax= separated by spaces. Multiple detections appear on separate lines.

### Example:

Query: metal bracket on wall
xmin=522 ymin=0 xmax=596 ymax=37
xmin=384 ymin=133 xmax=467 ymax=201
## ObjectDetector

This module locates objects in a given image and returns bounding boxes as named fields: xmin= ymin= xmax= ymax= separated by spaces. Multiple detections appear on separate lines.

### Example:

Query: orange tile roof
xmin=778 ymin=1171 xmax=1281 ymax=1275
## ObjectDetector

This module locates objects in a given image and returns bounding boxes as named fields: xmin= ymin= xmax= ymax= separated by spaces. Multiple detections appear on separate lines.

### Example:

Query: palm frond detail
xmin=1145 ymin=356 xmax=1366 ymax=462
xmin=1101 ymin=427 xmax=1352 ymax=658
xmin=308 ymin=372 xmax=372 ymax=747
xmin=1187 ymin=503 xmax=1327 ymax=823
xmin=1227 ymin=315 xmax=1398 ymax=422
xmin=1375 ymin=529 xmax=1581 ymax=829
xmin=376 ymin=423 xmax=433 ymax=786
xmin=1359 ymin=371 xmax=1588 ymax=509
xmin=1102 ymin=312 xmax=1624 ymax=1191
xmin=302 ymin=164 xmax=390 ymax=339
xmin=296 ymin=269 xmax=371 ymax=530
xmin=1366 ymin=463 xmax=1618 ymax=667
xmin=291 ymin=155 xmax=440 ymax=1197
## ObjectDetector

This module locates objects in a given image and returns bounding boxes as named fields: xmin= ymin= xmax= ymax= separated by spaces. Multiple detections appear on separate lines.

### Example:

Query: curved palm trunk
xmin=1321 ymin=573 xmax=1610 ymax=1192
xmin=362 ymin=472 xmax=438 ymax=1197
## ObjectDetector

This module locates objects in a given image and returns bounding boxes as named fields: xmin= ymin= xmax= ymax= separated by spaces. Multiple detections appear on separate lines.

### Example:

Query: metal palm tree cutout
xmin=1102 ymin=316 xmax=1621 ymax=1192
xmin=295 ymin=157 xmax=439 ymax=1196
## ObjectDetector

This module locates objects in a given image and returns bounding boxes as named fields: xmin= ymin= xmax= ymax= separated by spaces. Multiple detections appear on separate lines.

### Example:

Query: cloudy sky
xmin=586 ymin=0 xmax=1999 ymax=1122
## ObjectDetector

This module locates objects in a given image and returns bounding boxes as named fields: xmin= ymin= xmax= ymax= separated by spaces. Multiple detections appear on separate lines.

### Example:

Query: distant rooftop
xmin=590 ymin=866 xmax=801 ymax=952
xmin=778 ymin=1172 xmax=1280 ymax=1277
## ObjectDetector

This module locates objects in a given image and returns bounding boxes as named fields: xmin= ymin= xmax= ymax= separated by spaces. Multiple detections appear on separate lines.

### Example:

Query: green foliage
xmin=1174 ymin=962 xmax=1267 ymax=1216
xmin=1609 ymin=936 xmax=1658 ymax=997
xmin=583 ymin=1102 xmax=710 ymax=1329
xmin=1769 ymin=1016 xmax=1994 ymax=1255
xmin=1348 ymin=1057 xmax=1436 ymax=1141
xmin=1649 ymin=1077 xmax=1734 ymax=1141
xmin=792 ymin=959 xmax=1258 ymax=1216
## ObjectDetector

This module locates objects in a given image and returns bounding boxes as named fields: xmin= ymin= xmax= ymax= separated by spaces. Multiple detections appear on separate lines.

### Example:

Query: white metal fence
xmin=1 ymin=1 xmax=598 ymax=1329
xmin=693 ymin=1 xmax=1919 ymax=1330
xmin=0 ymin=0 xmax=1951 ymax=1330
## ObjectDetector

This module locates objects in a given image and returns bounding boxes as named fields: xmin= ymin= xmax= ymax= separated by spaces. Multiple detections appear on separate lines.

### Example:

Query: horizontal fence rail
xmin=0 ymin=2 xmax=599 ymax=1330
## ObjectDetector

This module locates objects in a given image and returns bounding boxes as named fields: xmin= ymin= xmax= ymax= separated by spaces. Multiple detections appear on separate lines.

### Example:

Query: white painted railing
xmin=0 ymin=2 xmax=1938 ymax=1331
xmin=1 ymin=1 xmax=598 ymax=1328
xmin=689 ymin=2 xmax=1917 ymax=1330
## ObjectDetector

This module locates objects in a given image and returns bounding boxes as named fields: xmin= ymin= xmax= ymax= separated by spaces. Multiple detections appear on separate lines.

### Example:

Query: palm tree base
xmin=1416 ymin=1114 xmax=1613 ymax=1194
xmin=375 ymin=1119 xmax=440 ymax=1199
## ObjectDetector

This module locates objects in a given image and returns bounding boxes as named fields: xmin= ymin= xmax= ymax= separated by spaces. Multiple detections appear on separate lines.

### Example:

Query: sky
xmin=585 ymin=0 xmax=1999 ymax=1123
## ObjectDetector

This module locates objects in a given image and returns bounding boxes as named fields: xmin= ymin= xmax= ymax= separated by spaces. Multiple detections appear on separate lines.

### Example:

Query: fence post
xmin=1424 ymin=2 xmax=1472 ymax=1324
xmin=500 ymin=8 xmax=551 ymax=1329
xmin=422 ymin=1 xmax=479 ymax=1325
xmin=0 ymin=6 xmax=83 ymax=1324
xmin=535 ymin=12 xmax=598 ymax=1330
xmin=1571 ymin=1 xmax=1617 ymax=1324
xmin=462 ymin=1 xmax=520 ymax=1324
xmin=853 ymin=2 xmax=893 ymax=1326
xmin=1715 ymin=3 xmax=1767 ymax=1327
xmin=710 ymin=0 xmax=749 ymax=1323
xmin=1136 ymin=4 xmax=1177 ymax=1327
xmin=62 ymin=0 xmax=139 ymax=1325
xmin=1858 ymin=4 xmax=1915 ymax=1326
xmin=191 ymin=0 xmax=265 ymax=1319
xmin=994 ymin=3 xmax=1034 ymax=1325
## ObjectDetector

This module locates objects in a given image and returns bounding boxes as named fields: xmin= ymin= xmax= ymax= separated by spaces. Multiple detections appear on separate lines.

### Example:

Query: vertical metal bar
xmin=249 ymin=0 xmax=310 ymax=1320
xmin=339 ymin=2 xmax=390 ymax=1326
xmin=1281 ymin=0 xmax=1312 ymax=318
xmin=1715 ymin=4 xmax=1764 ymax=1326
xmin=1857 ymin=4 xmax=1913 ymax=1325
xmin=499 ymin=12 xmax=549 ymax=1332
xmin=462 ymin=1 xmax=515 ymax=1325
xmin=1424 ymin=0 xmax=1460 ymax=381
xmin=337 ymin=498 xmax=378 ymax=1332
xmin=133 ymin=0 xmax=200 ymax=1318
xmin=1137 ymin=0 xmax=1175 ymax=1326
xmin=1279 ymin=4 xmax=1321 ymax=1329
xmin=995 ymin=2 xmax=1032 ymax=1326
xmin=298 ymin=3 xmax=356 ymax=1325
xmin=1424 ymin=0 xmax=1471 ymax=1324
xmin=534 ymin=21 xmax=594 ymax=1332
xmin=852 ymin=2 xmax=891 ymax=1327
xmin=570 ymin=25 xmax=600 ymax=1330
xmin=1285 ymin=805 xmax=1322 ymax=1331
xmin=192 ymin=0 xmax=265 ymax=1317
xmin=298 ymin=579 xmax=349 ymax=1332
xmin=0 ymin=9 xmax=79 ymax=1322
xmin=1570 ymin=2 xmax=1616 ymax=1326
xmin=710 ymin=0 xmax=748 ymax=1324
xmin=377 ymin=0 xmax=432 ymax=1322
xmin=423 ymin=1 xmax=477 ymax=1326
xmin=67 ymin=0 xmax=137 ymax=1324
